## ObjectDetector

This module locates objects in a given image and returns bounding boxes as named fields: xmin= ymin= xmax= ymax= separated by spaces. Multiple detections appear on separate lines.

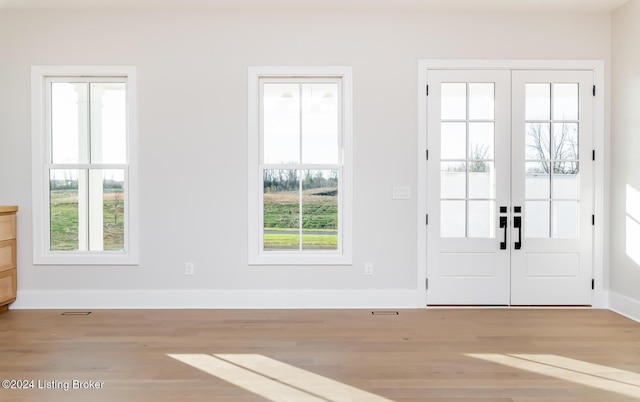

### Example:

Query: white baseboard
xmin=10 ymin=289 xmax=421 ymax=310
xmin=609 ymin=291 xmax=640 ymax=323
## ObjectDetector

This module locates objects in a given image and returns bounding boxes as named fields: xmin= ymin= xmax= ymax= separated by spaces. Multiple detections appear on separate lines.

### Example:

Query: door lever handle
xmin=514 ymin=216 xmax=522 ymax=249
xmin=499 ymin=216 xmax=507 ymax=250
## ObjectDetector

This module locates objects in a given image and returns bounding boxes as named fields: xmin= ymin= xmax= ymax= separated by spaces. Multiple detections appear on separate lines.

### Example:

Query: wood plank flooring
xmin=1 ymin=309 xmax=640 ymax=401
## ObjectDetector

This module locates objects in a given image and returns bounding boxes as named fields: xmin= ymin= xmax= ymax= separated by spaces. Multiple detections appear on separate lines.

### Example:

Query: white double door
xmin=426 ymin=69 xmax=593 ymax=306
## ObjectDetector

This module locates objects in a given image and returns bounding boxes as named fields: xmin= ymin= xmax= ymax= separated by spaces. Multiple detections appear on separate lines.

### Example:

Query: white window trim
xmin=248 ymin=66 xmax=353 ymax=265
xmin=31 ymin=65 xmax=139 ymax=265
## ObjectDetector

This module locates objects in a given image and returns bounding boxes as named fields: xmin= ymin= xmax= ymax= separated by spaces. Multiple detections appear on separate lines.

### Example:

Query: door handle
xmin=499 ymin=216 xmax=507 ymax=250
xmin=514 ymin=216 xmax=522 ymax=249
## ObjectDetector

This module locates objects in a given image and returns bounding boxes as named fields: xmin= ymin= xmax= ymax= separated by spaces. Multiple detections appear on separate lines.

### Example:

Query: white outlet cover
xmin=364 ymin=263 xmax=373 ymax=275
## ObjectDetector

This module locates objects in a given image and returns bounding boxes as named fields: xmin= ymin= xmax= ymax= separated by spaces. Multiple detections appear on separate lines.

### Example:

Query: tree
xmin=526 ymin=122 xmax=578 ymax=175
xmin=469 ymin=143 xmax=490 ymax=172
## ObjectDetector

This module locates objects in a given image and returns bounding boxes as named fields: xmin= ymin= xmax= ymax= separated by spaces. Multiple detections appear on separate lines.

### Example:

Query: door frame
xmin=417 ymin=59 xmax=606 ymax=308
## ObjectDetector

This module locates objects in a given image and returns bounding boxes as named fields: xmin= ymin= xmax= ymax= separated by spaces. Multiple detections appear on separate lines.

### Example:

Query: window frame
xmin=31 ymin=66 xmax=139 ymax=265
xmin=248 ymin=66 xmax=353 ymax=265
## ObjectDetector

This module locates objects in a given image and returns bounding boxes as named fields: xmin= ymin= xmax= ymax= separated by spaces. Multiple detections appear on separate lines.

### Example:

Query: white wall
xmin=610 ymin=0 xmax=640 ymax=320
xmin=0 ymin=8 xmax=612 ymax=308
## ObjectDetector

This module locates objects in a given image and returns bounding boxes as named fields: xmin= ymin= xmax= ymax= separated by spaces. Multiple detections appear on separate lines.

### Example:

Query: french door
xmin=426 ymin=69 xmax=593 ymax=306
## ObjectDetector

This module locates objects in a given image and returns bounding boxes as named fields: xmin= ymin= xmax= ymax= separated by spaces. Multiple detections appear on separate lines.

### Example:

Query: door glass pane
xmin=468 ymin=200 xmax=495 ymax=238
xmin=553 ymin=123 xmax=579 ymax=160
xmin=301 ymin=170 xmax=338 ymax=250
xmin=525 ymin=162 xmax=550 ymax=199
xmin=441 ymin=201 xmax=465 ymax=238
xmin=441 ymin=83 xmax=466 ymax=120
xmin=469 ymin=122 xmax=494 ymax=159
xmin=263 ymin=169 xmax=300 ymax=250
xmin=525 ymin=83 xmax=551 ymax=120
xmin=525 ymin=123 xmax=550 ymax=160
xmin=441 ymin=122 xmax=466 ymax=159
xmin=553 ymin=163 xmax=579 ymax=199
xmin=525 ymin=201 xmax=550 ymax=238
xmin=263 ymin=83 xmax=300 ymax=164
xmin=552 ymin=201 xmax=578 ymax=238
xmin=441 ymin=162 xmax=466 ymax=198
xmin=468 ymin=83 xmax=494 ymax=120
xmin=553 ymin=83 xmax=578 ymax=121
xmin=301 ymin=83 xmax=339 ymax=164
xmin=90 ymin=83 xmax=127 ymax=164
xmin=51 ymin=83 xmax=88 ymax=164
xmin=469 ymin=162 xmax=495 ymax=199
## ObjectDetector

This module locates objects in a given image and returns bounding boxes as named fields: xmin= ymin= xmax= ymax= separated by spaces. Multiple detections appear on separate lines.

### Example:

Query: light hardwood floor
xmin=1 ymin=309 xmax=639 ymax=401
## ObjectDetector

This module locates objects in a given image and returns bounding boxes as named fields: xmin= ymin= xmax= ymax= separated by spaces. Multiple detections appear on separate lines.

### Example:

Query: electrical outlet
xmin=185 ymin=262 xmax=195 ymax=276
xmin=364 ymin=263 xmax=373 ymax=276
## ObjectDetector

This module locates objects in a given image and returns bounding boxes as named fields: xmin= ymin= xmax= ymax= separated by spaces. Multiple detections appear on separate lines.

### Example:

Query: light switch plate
xmin=393 ymin=186 xmax=411 ymax=200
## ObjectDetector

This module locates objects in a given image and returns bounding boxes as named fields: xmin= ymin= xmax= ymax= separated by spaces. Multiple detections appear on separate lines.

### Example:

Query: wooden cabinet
xmin=0 ymin=206 xmax=18 ymax=313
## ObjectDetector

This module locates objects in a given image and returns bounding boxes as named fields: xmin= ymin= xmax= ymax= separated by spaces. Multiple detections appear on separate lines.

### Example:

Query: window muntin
xmin=439 ymin=82 xmax=497 ymax=239
xmin=524 ymin=82 xmax=580 ymax=239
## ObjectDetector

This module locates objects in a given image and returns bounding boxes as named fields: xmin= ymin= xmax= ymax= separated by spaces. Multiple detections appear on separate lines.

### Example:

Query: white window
xmin=31 ymin=66 xmax=138 ymax=265
xmin=248 ymin=67 xmax=353 ymax=265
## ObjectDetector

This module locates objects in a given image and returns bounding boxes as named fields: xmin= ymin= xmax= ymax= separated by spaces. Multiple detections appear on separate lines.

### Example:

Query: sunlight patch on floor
xmin=168 ymin=353 xmax=392 ymax=402
xmin=467 ymin=353 xmax=640 ymax=399
xmin=627 ymin=184 xmax=640 ymax=265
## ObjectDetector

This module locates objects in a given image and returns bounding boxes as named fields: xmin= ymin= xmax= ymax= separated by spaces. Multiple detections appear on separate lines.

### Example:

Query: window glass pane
xmin=553 ymin=83 xmax=578 ymax=121
xmin=101 ymin=169 xmax=125 ymax=251
xmin=468 ymin=83 xmax=494 ymax=120
xmin=526 ymin=123 xmax=550 ymax=160
xmin=553 ymin=201 xmax=578 ymax=238
xmin=254 ymin=73 xmax=347 ymax=262
xmin=441 ymin=122 xmax=466 ymax=159
xmin=468 ymin=161 xmax=495 ymax=199
xmin=301 ymin=170 xmax=338 ymax=250
xmin=553 ymin=123 xmax=579 ymax=160
xmin=468 ymin=200 xmax=495 ymax=238
xmin=525 ymin=201 xmax=550 ymax=238
xmin=441 ymin=201 xmax=465 ymax=238
xmin=469 ymin=122 xmax=494 ymax=159
xmin=263 ymin=83 xmax=300 ymax=164
xmin=525 ymin=83 xmax=550 ymax=121
xmin=441 ymin=83 xmax=466 ymax=120
xmin=553 ymin=162 xmax=579 ymax=199
xmin=51 ymin=83 xmax=88 ymax=164
xmin=50 ymin=169 xmax=126 ymax=252
xmin=441 ymin=162 xmax=466 ymax=199
xmin=301 ymin=84 xmax=339 ymax=164
xmin=263 ymin=169 xmax=300 ymax=250
xmin=50 ymin=169 xmax=81 ymax=251
xmin=525 ymin=162 xmax=550 ymax=199
xmin=90 ymin=83 xmax=127 ymax=164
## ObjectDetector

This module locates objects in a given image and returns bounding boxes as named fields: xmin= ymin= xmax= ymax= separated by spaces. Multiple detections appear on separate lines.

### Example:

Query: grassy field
xmin=263 ymin=188 xmax=338 ymax=250
xmin=50 ymin=190 xmax=124 ymax=251
xmin=263 ymin=230 xmax=338 ymax=250
xmin=49 ymin=187 xmax=336 ymax=251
